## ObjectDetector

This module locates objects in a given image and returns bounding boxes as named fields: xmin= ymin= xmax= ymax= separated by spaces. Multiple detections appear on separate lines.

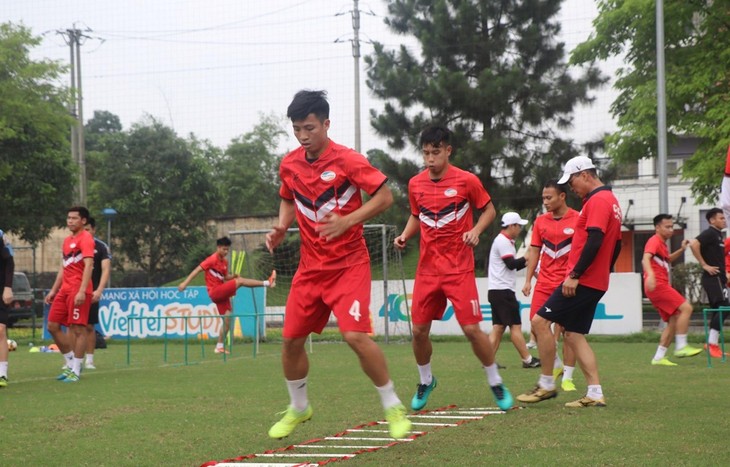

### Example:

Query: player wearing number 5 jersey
xmin=394 ymin=125 xmax=513 ymax=413
xmin=265 ymin=90 xmax=410 ymax=441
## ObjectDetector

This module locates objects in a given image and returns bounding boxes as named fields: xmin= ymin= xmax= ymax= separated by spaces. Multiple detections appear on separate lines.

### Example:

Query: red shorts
xmin=646 ymin=284 xmax=686 ymax=322
xmin=208 ymin=280 xmax=237 ymax=315
xmin=48 ymin=289 xmax=92 ymax=326
xmin=411 ymin=271 xmax=482 ymax=326
xmin=530 ymin=283 xmax=560 ymax=319
xmin=283 ymin=262 xmax=372 ymax=338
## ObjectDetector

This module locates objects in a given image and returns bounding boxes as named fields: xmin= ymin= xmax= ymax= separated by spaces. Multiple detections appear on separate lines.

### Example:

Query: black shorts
xmin=88 ymin=302 xmax=100 ymax=325
xmin=701 ymin=275 xmax=729 ymax=308
xmin=0 ymin=303 xmax=7 ymax=326
xmin=536 ymin=284 xmax=605 ymax=335
xmin=488 ymin=289 xmax=521 ymax=326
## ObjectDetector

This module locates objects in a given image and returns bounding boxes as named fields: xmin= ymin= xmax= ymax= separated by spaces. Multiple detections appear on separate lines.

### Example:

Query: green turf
xmin=2 ymin=333 xmax=730 ymax=466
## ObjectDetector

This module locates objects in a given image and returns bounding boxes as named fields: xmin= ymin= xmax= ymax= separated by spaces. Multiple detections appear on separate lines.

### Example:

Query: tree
xmin=217 ymin=114 xmax=285 ymax=216
xmin=570 ymin=1 xmax=730 ymax=202
xmin=93 ymin=117 xmax=220 ymax=285
xmin=365 ymin=0 xmax=605 ymax=266
xmin=365 ymin=0 xmax=605 ymax=211
xmin=0 ymin=22 xmax=76 ymax=244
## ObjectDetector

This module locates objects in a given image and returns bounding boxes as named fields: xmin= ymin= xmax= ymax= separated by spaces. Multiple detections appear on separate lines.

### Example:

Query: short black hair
xmin=653 ymin=213 xmax=672 ymax=226
xmin=706 ymin=207 xmax=723 ymax=222
xmin=419 ymin=125 xmax=451 ymax=148
xmin=216 ymin=236 xmax=232 ymax=247
xmin=68 ymin=206 xmax=90 ymax=222
xmin=287 ymin=90 xmax=329 ymax=122
xmin=87 ymin=217 xmax=96 ymax=228
xmin=543 ymin=179 xmax=568 ymax=195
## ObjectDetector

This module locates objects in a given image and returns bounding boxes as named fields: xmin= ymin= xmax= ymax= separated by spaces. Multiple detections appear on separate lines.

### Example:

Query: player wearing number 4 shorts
xmin=265 ymin=90 xmax=410 ymax=440
xmin=644 ymin=214 xmax=702 ymax=366
xmin=394 ymin=125 xmax=513 ymax=413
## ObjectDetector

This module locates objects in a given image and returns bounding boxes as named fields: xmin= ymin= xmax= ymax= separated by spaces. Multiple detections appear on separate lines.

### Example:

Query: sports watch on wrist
xmin=569 ymin=271 xmax=580 ymax=280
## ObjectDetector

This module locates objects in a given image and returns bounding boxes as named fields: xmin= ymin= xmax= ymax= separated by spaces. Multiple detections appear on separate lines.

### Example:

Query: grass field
xmin=2 ymin=331 xmax=730 ymax=466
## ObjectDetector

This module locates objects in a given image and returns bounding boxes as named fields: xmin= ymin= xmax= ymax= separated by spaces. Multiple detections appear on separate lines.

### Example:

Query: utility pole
xmin=656 ymin=0 xmax=668 ymax=214
xmin=59 ymin=27 xmax=88 ymax=205
xmin=351 ymin=0 xmax=362 ymax=153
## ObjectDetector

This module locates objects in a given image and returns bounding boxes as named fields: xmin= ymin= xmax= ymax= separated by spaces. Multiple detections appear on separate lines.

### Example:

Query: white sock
xmin=538 ymin=374 xmax=555 ymax=391
xmin=709 ymin=329 xmax=720 ymax=345
xmin=64 ymin=351 xmax=74 ymax=366
xmin=484 ymin=363 xmax=502 ymax=386
xmin=216 ymin=342 xmax=224 ymax=349
xmin=587 ymin=384 xmax=603 ymax=400
xmin=554 ymin=354 xmax=563 ymax=368
xmin=563 ymin=366 xmax=575 ymax=380
xmin=72 ymin=357 xmax=83 ymax=376
xmin=522 ymin=355 xmax=533 ymax=364
xmin=85 ymin=354 xmax=94 ymax=365
xmin=653 ymin=345 xmax=668 ymax=361
xmin=375 ymin=380 xmax=402 ymax=410
xmin=0 ymin=361 xmax=8 ymax=378
xmin=417 ymin=363 xmax=432 ymax=385
xmin=675 ymin=334 xmax=688 ymax=350
xmin=286 ymin=377 xmax=309 ymax=412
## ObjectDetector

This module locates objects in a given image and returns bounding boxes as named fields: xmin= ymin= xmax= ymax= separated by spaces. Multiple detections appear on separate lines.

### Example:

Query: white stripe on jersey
xmin=419 ymin=201 xmax=470 ymax=229
xmin=295 ymin=184 xmax=358 ymax=223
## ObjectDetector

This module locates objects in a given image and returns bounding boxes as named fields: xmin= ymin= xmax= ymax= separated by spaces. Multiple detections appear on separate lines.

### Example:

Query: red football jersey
xmin=61 ymin=230 xmax=95 ymax=294
xmin=567 ymin=187 xmax=622 ymax=291
xmin=530 ymin=208 xmax=579 ymax=288
xmin=643 ymin=234 xmax=670 ymax=285
xmin=278 ymin=140 xmax=387 ymax=271
xmin=200 ymin=252 xmax=228 ymax=292
xmin=408 ymin=165 xmax=491 ymax=275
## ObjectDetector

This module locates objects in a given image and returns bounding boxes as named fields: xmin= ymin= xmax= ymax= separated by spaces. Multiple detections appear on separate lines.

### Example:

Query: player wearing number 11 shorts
xmin=394 ymin=125 xmax=513 ymax=413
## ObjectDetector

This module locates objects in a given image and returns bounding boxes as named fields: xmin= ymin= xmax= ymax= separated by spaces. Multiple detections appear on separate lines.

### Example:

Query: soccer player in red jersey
xmin=643 ymin=214 xmax=702 ymax=366
xmin=265 ymin=90 xmax=411 ymax=440
xmin=45 ymin=206 xmax=95 ymax=382
xmin=517 ymin=156 xmax=622 ymax=408
xmin=394 ymin=125 xmax=513 ymax=412
xmin=178 ymin=236 xmax=276 ymax=354
xmin=522 ymin=180 xmax=579 ymax=391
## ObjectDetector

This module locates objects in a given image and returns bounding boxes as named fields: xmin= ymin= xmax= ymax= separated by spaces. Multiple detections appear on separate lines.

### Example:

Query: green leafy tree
xmin=570 ymin=1 xmax=730 ymax=202
xmin=0 ymin=22 xmax=75 ymax=244
xmin=365 ymin=0 xmax=605 ymax=266
xmin=366 ymin=0 xmax=605 ymax=208
xmin=93 ymin=117 xmax=220 ymax=285
xmin=218 ymin=114 xmax=285 ymax=216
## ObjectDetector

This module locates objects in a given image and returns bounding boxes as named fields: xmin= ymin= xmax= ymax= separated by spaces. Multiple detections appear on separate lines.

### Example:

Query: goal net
xmin=228 ymin=224 xmax=412 ymax=343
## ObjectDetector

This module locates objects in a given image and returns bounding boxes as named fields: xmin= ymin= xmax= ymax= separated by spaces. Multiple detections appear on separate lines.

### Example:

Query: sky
xmin=4 ymin=0 xmax=619 ymax=159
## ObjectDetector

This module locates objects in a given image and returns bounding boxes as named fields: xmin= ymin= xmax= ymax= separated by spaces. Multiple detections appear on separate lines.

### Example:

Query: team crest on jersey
xmin=613 ymin=203 xmax=623 ymax=221
xmin=444 ymin=188 xmax=457 ymax=198
xmin=563 ymin=228 xmax=574 ymax=235
xmin=320 ymin=171 xmax=336 ymax=182
xmin=70 ymin=243 xmax=77 ymax=249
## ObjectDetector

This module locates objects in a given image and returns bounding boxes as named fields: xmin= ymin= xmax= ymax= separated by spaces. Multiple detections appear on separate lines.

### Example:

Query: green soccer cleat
xmin=491 ymin=383 xmax=514 ymax=410
xmin=673 ymin=345 xmax=702 ymax=358
xmin=0 ymin=376 xmax=7 ymax=388
xmin=561 ymin=378 xmax=577 ymax=392
xmin=62 ymin=372 xmax=80 ymax=383
xmin=553 ymin=364 xmax=564 ymax=380
xmin=651 ymin=357 xmax=678 ymax=366
xmin=516 ymin=385 xmax=558 ymax=404
xmin=267 ymin=405 xmax=313 ymax=439
xmin=56 ymin=368 xmax=73 ymax=381
xmin=385 ymin=403 xmax=412 ymax=439
xmin=411 ymin=376 xmax=437 ymax=411
xmin=565 ymin=396 xmax=606 ymax=408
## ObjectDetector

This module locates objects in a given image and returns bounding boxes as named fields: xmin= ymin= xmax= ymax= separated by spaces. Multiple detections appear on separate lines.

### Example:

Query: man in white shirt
xmin=488 ymin=212 xmax=540 ymax=368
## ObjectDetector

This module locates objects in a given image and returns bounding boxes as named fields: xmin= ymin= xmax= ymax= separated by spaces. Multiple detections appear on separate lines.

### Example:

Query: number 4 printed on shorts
xmin=348 ymin=300 xmax=361 ymax=322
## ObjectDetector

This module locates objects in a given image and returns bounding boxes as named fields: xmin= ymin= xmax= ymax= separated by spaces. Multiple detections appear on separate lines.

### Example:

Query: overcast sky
xmin=4 ymin=0 xmax=618 ymax=158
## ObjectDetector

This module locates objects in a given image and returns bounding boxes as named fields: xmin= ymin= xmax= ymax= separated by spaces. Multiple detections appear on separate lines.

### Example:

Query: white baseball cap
xmin=501 ymin=212 xmax=528 ymax=227
xmin=557 ymin=155 xmax=596 ymax=184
